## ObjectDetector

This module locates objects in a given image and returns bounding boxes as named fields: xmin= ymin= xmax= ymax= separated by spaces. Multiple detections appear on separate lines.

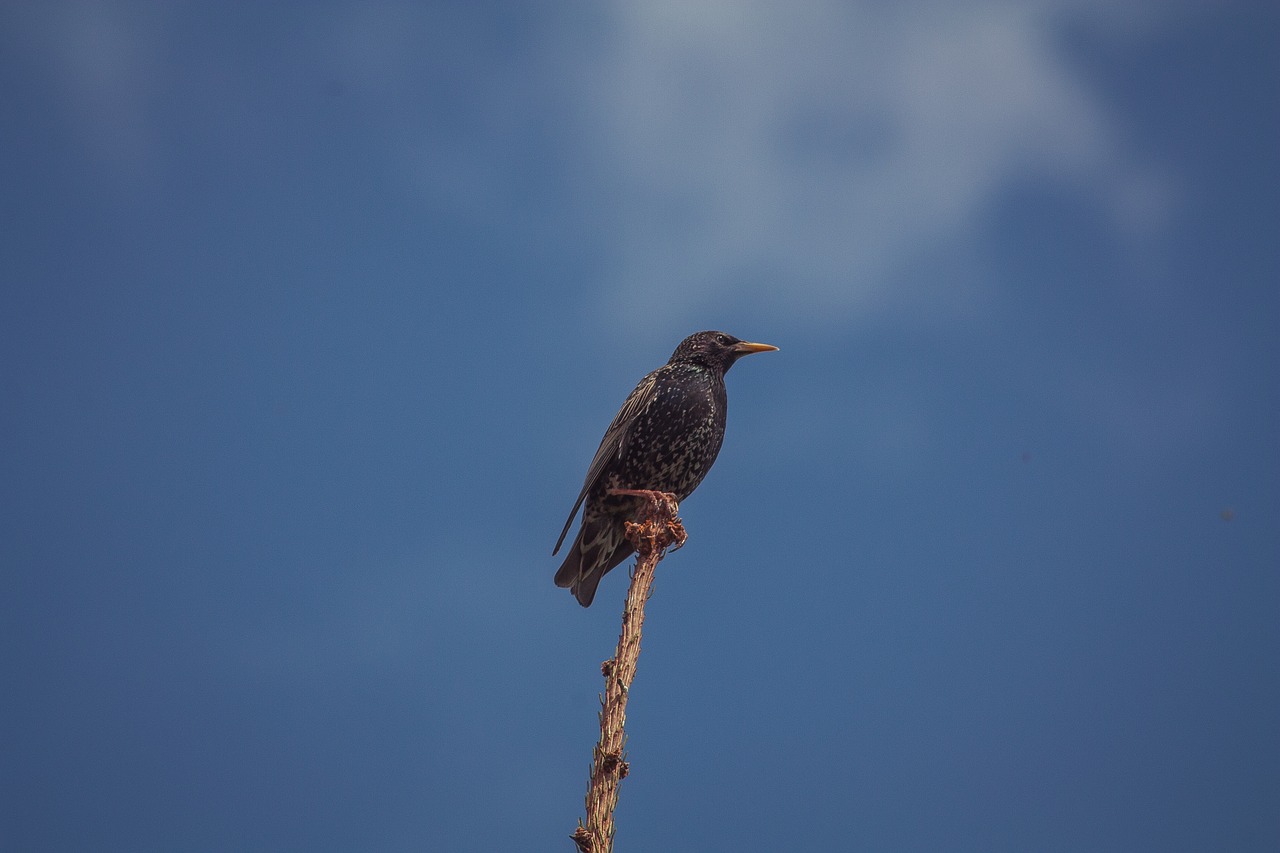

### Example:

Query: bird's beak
xmin=732 ymin=341 xmax=779 ymax=355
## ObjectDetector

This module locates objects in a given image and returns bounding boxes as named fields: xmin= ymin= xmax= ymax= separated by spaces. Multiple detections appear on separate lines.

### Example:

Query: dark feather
xmin=553 ymin=372 xmax=659 ymax=555
xmin=552 ymin=331 xmax=776 ymax=606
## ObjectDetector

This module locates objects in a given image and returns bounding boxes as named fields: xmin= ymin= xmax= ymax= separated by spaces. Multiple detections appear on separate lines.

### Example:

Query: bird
xmin=553 ymin=331 xmax=778 ymax=607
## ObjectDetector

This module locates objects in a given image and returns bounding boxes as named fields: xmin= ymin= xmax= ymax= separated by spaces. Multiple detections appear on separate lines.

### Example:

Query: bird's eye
xmin=716 ymin=334 xmax=731 ymax=345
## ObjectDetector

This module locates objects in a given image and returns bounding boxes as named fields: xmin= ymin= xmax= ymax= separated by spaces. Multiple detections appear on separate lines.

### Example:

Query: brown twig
xmin=571 ymin=490 xmax=686 ymax=853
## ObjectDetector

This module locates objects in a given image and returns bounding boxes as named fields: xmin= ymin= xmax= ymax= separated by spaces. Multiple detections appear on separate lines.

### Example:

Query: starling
xmin=553 ymin=331 xmax=778 ymax=606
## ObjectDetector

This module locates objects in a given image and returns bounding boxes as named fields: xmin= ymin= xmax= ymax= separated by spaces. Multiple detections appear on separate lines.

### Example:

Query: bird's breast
xmin=612 ymin=366 xmax=727 ymax=499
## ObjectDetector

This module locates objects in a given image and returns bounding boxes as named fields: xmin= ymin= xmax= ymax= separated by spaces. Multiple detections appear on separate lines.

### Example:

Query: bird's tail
xmin=554 ymin=519 xmax=634 ymax=607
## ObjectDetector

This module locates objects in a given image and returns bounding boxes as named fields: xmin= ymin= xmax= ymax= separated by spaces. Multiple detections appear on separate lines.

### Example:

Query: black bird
xmin=553 ymin=331 xmax=778 ymax=606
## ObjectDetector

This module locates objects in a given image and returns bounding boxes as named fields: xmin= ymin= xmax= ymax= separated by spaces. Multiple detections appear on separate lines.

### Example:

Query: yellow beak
xmin=732 ymin=341 xmax=780 ymax=355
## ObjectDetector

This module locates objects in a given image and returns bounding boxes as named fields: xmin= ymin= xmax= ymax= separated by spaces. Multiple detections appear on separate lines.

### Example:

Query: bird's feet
xmin=608 ymin=489 xmax=685 ymax=555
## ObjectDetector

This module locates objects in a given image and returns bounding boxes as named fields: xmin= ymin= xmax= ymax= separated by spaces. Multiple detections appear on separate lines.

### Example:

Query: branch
xmin=571 ymin=490 xmax=686 ymax=853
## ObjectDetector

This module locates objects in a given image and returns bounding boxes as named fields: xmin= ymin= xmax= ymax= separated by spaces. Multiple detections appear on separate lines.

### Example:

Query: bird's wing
xmin=553 ymin=370 xmax=662 ymax=554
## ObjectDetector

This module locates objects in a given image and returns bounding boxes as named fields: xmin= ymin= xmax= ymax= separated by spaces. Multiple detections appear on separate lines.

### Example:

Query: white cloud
xmin=25 ymin=1 xmax=1174 ymax=304
xmin=568 ymin=0 xmax=1175 ymax=332
xmin=21 ymin=1 xmax=1201 ymax=463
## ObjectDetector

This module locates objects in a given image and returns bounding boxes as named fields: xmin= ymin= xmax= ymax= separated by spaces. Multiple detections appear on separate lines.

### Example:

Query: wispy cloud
xmin=569 ymin=0 xmax=1176 ymax=331
xmin=21 ymin=1 xmax=1200 ymax=461
xmin=26 ymin=1 xmax=1175 ymax=312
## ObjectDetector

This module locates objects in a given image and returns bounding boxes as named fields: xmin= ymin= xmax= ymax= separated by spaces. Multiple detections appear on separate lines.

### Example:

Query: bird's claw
xmin=666 ymin=519 xmax=688 ymax=551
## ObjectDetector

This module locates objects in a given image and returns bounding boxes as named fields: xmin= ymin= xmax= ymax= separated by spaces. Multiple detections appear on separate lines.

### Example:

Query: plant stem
xmin=571 ymin=490 xmax=686 ymax=853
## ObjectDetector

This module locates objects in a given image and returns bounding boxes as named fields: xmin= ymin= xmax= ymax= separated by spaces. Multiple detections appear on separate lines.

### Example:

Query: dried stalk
xmin=571 ymin=489 xmax=686 ymax=853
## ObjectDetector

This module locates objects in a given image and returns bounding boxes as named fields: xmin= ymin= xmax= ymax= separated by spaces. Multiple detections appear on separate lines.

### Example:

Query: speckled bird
xmin=553 ymin=331 xmax=778 ymax=607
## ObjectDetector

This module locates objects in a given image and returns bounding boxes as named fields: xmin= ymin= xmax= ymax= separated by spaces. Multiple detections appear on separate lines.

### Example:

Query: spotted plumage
xmin=553 ymin=331 xmax=778 ymax=606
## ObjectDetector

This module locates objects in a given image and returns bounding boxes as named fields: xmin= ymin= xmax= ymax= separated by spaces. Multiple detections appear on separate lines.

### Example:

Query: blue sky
xmin=2 ymin=2 xmax=1277 ymax=850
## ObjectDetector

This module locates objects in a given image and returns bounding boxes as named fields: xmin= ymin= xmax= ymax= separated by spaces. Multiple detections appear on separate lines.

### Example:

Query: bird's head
xmin=669 ymin=331 xmax=779 ymax=374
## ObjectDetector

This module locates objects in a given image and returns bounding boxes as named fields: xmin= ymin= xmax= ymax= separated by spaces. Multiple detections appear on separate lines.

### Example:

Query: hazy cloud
xmin=572 ymin=0 xmax=1177 ymax=330
xmin=23 ymin=0 xmax=1199 ymax=460
xmin=28 ymin=1 xmax=1177 ymax=316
